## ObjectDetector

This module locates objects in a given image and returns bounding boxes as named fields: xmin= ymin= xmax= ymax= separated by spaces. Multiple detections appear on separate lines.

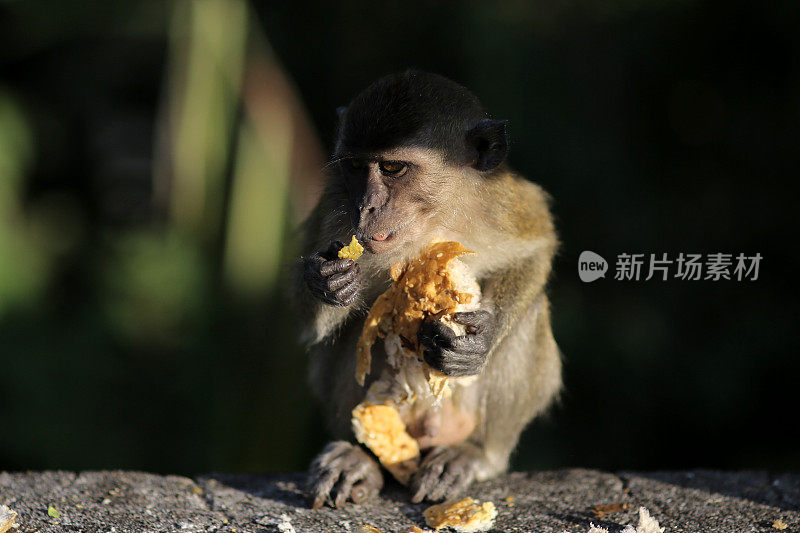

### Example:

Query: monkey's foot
xmin=307 ymin=441 xmax=383 ymax=509
xmin=410 ymin=444 xmax=481 ymax=503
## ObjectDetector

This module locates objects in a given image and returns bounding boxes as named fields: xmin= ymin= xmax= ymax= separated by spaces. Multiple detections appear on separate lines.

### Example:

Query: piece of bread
xmin=351 ymin=403 xmax=420 ymax=485
xmin=356 ymin=241 xmax=476 ymax=388
xmin=423 ymin=497 xmax=498 ymax=532
xmin=352 ymin=241 xmax=481 ymax=485
xmin=355 ymin=526 xmax=382 ymax=533
xmin=0 ymin=505 xmax=17 ymax=533
xmin=338 ymin=235 xmax=364 ymax=260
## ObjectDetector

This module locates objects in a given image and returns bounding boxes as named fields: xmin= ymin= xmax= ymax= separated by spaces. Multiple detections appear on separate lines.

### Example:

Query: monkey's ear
xmin=466 ymin=119 xmax=509 ymax=172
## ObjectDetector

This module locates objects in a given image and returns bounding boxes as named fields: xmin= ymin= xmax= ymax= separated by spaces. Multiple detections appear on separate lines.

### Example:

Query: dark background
xmin=0 ymin=0 xmax=797 ymax=475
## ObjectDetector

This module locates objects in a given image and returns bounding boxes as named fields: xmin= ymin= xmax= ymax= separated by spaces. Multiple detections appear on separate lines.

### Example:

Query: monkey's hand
xmin=418 ymin=310 xmax=495 ymax=377
xmin=303 ymin=241 xmax=361 ymax=307
xmin=410 ymin=443 xmax=482 ymax=502
xmin=307 ymin=441 xmax=383 ymax=508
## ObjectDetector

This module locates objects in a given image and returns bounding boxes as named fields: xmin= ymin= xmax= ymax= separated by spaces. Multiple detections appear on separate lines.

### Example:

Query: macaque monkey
xmin=293 ymin=70 xmax=561 ymax=508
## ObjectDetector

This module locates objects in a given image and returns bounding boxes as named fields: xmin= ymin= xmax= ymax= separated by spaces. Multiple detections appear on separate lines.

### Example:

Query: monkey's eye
xmin=379 ymin=161 xmax=408 ymax=177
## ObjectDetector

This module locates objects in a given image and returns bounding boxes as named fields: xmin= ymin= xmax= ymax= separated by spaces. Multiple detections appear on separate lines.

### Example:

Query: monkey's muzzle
xmin=359 ymin=229 xmax=397 ymax=253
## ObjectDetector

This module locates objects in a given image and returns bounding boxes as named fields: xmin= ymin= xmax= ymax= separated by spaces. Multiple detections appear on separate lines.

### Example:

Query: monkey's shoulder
xmin=483 ymin=169 xmax=555 ymax=240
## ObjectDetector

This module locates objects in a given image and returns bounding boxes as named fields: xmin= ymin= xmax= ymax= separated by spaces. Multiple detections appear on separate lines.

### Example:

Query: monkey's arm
xmin=291 ymin=201 xmax=362 ymax=345
xmin=419 ymin=236 xmax=556 ymax=375
xmin=480 ymin=239 xmax=556 ymax=355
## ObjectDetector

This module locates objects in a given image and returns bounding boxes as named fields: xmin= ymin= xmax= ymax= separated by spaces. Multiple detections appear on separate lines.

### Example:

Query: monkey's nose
xmin=372 ymin=231 xmax=389 ymax=241
xmin=358 ymin=203 xmax=376 ymax=216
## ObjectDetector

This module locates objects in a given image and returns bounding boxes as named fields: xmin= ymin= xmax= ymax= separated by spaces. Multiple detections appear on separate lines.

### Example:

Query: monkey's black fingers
xmin=322 ymin=240 xmax=347 ymax=261
xmin=305 ymin=256 xmax=360 ymax=306
xmin=308 ymin=441 xmax=355 ymax=508
xmin=410 ymin=446 xmax=478 ymax=503
xmin=333 ymin=281 xmax=360 ymax=306
xmin=320 ymin=258 xmax=355 ymax=278
xmin=452 ymin=310 xmax=494 ymax=335
xmin=327 ymin=263 xmax=360 ymax=291
xmin=307 ymin=441 xmax=382 ymax=509
xmin=303 ymin=256 xmax=330 ymax=301
xmin=303 ymin=254 xmax=325 ymax=278
xmin=424 ymin=348 xmax=486 ymax=377
xmin=428 ymin=459 xmax=473 ymax=501
xmin=410 ymin=453 xmax=447 ymax=503
xmin=450 ymin=334 xmax=492 ymax=355
xmin=318 ymin=275 xmax=361 ymax=307
xmin=418 ymin=317 xmax=457 ymax=351
xmin=332 ymin=451 xmax=382 ymax=508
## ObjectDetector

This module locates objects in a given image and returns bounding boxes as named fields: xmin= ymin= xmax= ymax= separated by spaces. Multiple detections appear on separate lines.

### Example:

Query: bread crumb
xmin=0 ymin=505 xmax=17 ymax=533
xmin=339 ymin=235 xmax=364 ymax=261
xmin=592 ymin=502 xmax=629 ymax=518
xmin=564 ymin=507 xmax=664 ymax=533
xmin=277 ymin=514 xmax=297 ymax=533
xmin=772 ymin=519 xmax=788 ymax=530
xmin=424 ymin=497 xmax=497 ymax=532
xmin=356 ymin=525 xmax=382 ymax=533
xmin=621 ymin=507 xmax=665 ymax=533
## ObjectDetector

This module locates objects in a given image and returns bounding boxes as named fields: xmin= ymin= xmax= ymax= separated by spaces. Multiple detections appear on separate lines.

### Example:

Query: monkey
xmin=293 ymin=70 xmax=561 ymax=509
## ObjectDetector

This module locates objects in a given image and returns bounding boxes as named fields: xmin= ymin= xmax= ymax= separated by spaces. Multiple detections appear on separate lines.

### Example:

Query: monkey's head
xmin=333 ymin=70 xmax=508 ymax=255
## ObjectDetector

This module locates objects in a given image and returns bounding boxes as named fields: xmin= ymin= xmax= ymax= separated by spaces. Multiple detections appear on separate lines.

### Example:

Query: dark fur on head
xmin=337 ymin=70 xmax=508 ymax=171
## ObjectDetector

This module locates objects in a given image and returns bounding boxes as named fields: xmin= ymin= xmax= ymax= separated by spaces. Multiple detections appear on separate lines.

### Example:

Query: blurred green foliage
xmin=0 ymin=0 xmax=798 ymax=475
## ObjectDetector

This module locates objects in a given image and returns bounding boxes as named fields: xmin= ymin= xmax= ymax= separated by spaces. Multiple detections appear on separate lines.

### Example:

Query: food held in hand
xmin=339 ymin=235 xmax=365 ymax=261
xmin=356 ymin=240 xmax=478 ymax=390
xmin=352 ymin=240 xmax=481 ymax=485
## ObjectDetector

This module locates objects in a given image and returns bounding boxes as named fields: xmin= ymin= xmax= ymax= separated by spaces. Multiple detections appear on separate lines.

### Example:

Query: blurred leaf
xmin=0 ymin=88 xmax=51 ymax=316
xmin=0 ymin=88 xmax=33 ymax=211
xmin=102 ymin=230 xmax=208 ymax=344
xmin=156 ymin=0 xmax=248 ymax=241
xmin=223 ymin=117 xmax=291 ymax=295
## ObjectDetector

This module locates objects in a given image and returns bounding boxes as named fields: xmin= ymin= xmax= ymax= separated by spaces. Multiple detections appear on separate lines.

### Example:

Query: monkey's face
xmin=338 ymin=147 xmax=450 ymax=255
xmin=332 ymin=71 xmax=511 ymax=256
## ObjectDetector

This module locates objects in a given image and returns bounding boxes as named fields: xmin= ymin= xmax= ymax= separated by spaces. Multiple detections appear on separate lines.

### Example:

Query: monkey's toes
xmin=410 ymin=445 xmax=478 ymax=503
xmin=307 ymin=441 xmax=383 ymax=509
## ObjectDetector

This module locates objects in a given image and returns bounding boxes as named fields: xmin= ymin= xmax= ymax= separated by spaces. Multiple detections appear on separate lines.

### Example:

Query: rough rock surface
xmin=0 ymin=470 xmax=797 ymax=532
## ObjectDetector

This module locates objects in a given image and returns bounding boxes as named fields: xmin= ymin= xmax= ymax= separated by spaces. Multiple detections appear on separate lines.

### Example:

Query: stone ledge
xmin=1 ymin=470 xmax=798 ymax=532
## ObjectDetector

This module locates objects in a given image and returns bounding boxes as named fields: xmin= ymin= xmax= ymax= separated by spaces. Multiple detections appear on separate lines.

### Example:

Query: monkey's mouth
xmin=360 ymin=229 xmax=397 ymax=253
